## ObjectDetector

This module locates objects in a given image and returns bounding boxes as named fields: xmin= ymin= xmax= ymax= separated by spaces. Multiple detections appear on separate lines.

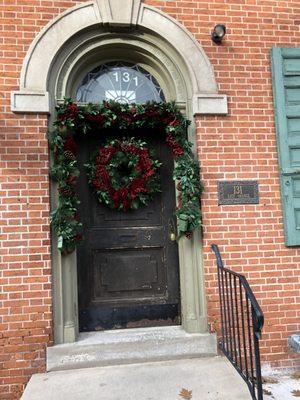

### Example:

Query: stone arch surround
xmin=11 ymin=0 xmax=227 ymax=116
xmin=11 ymin=0 xmax=228 ymax=344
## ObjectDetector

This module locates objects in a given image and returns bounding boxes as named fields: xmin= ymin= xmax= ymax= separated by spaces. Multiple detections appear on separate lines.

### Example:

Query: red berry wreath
xmin=86 ymin=138 xmax=161 ymax=212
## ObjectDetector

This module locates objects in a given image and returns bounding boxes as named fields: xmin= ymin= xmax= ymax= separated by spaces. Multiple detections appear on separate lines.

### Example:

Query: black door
xmin=76 ymin=131 xmax=180 ymax=331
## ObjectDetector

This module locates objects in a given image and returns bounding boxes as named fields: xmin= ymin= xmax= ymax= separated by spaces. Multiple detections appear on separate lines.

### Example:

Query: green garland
xmin=49 ymin=98 xmax=203 ymax=254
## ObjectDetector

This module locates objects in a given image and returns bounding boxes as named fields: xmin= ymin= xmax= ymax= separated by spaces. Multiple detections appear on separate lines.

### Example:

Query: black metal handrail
xmin=212 ymin=244 xmax=264 ymax=400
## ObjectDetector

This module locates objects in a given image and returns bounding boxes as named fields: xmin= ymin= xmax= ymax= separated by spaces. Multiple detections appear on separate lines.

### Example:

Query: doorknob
xmin=170 ymin=232 xmax=176 ymax=242
xmin=169 ymin=217 xmax=177 ymax=242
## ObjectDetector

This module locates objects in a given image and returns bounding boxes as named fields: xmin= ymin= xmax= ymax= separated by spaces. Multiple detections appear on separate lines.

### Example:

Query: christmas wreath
xmin=86 ymin=138 xmax=161 ymax=212
xmin=49 ymin=99 xmax=203 ymax=254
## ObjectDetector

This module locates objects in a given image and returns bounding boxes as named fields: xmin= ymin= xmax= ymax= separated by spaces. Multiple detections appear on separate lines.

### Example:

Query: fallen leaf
xmin=292 ymin=389 xmax=300 ymax=397
xmin=262 ymin=376 xmax=279 ymax=384
xmin=292 ymin=372 xmax=300 ymax=380
xmin=263 ymin=388 xmax=273 ymax=396
xmin=179 ymin=388 xmax=193 ymax=399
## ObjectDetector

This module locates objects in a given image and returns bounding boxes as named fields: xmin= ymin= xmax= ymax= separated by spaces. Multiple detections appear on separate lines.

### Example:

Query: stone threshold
xmin=47 ymin=326 xmax=217 ymax=372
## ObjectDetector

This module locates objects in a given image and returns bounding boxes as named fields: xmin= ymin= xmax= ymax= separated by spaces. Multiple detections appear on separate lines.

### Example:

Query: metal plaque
xmin=218 ymin=181 xmax=259 ymax=205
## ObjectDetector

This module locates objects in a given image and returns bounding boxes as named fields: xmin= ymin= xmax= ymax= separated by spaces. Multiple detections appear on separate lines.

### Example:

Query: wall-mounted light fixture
xmin=211 ymin=24 xmax=226 ymax=45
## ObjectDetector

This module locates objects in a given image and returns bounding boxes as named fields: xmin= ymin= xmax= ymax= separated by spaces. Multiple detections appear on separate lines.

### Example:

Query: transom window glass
xmin=76 ymin=62 xmax=165 ymax=104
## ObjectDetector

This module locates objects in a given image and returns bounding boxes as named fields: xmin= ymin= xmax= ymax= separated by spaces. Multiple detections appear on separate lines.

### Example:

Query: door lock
xmin=170 ymin=232 xmax=176 ymax=242
xmin=169 ymin=217 xmax=177 ymax=242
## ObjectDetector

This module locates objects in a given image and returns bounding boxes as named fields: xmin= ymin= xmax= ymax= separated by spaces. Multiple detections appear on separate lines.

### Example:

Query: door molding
xmin=11 ymin=0 xmax=228 ymax=344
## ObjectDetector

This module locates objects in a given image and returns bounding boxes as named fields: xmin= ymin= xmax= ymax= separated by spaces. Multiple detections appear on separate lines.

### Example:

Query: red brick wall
xmin=0 ymin=114 xmax=52 ymax=400
xmin=1 ymin=0 xmax=300 ymax=398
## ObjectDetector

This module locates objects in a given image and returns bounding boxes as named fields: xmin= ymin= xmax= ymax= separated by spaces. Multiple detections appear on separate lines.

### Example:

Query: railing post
xmin=252 ymin=306 xmax=264 ymax=400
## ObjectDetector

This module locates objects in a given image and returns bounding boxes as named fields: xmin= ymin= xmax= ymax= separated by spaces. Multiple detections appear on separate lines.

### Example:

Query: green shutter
xmin=272 ymin=47 xmax=300 ymax=246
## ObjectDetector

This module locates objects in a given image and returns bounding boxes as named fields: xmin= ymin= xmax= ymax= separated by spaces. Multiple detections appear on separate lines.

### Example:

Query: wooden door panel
xmin=98 ymin=252 xmax=159 ymax=293
xmin=88 ymin=227 xmax=164 ymax=248
xmin=92 ymin=196 xmax=162 ymax=227
xmin=76 ymin=131 xmax=180 ymax=331
xmin=92 ymin=248 xmax=166 ymax=302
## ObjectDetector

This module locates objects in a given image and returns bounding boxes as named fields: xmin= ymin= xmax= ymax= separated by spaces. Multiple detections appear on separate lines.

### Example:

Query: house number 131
xmin=233 ymin=185 xmax=243 ymax=195
xmin=112 ymin=72 xmax=139 ymax=86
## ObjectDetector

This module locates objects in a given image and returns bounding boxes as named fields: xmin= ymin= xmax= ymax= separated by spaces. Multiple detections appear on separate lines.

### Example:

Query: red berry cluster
xmin=166 ymin=134 xmax=184 ymax=157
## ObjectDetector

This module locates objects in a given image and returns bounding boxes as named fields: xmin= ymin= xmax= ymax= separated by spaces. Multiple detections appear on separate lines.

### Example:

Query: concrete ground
xmin=22 ymin=357 xmax=252 ymax=400
xmin=263 ymin=371 xmax=300 ymax=400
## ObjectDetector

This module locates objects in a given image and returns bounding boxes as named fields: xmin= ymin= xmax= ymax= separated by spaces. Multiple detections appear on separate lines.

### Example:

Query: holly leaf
xmin=57 ymin=236 xmax=63 ymax=250
xmin=179 ymin=388 xmax=192 ymax=399
xmin=131 ymin=200 xmax=139 ymax=210
xmin=178 ymin=217 xmax=188 ymax=233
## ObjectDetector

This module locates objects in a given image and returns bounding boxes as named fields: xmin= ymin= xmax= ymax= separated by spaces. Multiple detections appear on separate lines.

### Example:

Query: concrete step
xmin=47 ymin=326 xmax=217 ymax=372
xmin=22 ymin=357 xmax=252 ymax=400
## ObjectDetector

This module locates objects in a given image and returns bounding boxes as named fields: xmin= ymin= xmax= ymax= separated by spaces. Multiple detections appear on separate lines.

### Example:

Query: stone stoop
xmin=22 ymin=357 xmax=252 ymax=400
xmin=47 ymin=326 xmax=218 ymax=372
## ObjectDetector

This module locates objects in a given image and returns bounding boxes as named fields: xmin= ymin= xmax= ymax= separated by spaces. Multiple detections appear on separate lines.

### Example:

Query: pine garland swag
xmin=49 ymin=99 xmax=203 ymax=254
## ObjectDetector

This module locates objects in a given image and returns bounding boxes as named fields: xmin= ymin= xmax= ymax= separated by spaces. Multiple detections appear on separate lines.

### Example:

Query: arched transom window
xmin=76 ymin=62 xmax=165 ymax=104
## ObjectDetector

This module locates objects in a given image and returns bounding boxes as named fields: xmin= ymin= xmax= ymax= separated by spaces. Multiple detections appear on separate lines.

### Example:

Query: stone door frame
xmin=11 ymin=0 xmax=228 ymax=344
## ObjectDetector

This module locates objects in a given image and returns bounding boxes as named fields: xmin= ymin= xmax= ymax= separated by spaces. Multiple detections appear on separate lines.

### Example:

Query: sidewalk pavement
xmin=22 ymin=357 xmax=252 ymax=400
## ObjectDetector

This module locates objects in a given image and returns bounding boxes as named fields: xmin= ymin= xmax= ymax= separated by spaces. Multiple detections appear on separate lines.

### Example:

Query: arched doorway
xmin=11 ymin=0 xmax=228 ymax=344
xmin=74 ymin=62 xmax=180 ymax=331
